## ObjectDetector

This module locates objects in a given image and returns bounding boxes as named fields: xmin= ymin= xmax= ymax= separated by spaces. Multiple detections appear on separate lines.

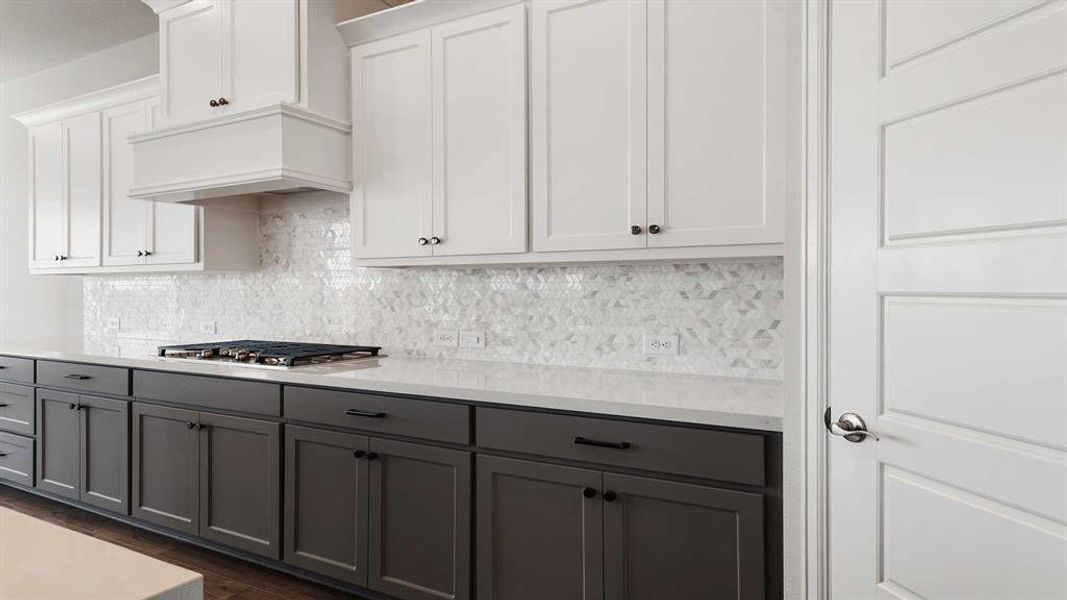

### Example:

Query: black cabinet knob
xmin=137 ymin=251 xmax=144 ymax=257
xmin=648 ymin=224 xmax=661 ymax=234
xmin=209 ymin=99 xmax=219 ymax=107
xmin=603 ymin=490 xmax=618 ymax=503
xmin=582 ymin=487 xmax=597 ymax=499
xmin=187 ymin=422 xmax=196 ymax=429
xmin=366 ymin=452 xmax=379 ymax=461
xmin=218 ymin=97 xmax=229 ymax=106
xmin=418 ymin=237 xmax=429 ymax=246
xmin=68 ymin=402 xmax=77 ymax=410
xmin=144 ymin=251 xmax=152 ymax=256
xmin=430 ymin=236 xmax=442 ymax=245
xmin=54 ymin=255 xmax=60 ymax=261
xmin=630 ymin=225 xmax=642 ymax=235
xmin=353 ymin=450 xmax=366 ymax=459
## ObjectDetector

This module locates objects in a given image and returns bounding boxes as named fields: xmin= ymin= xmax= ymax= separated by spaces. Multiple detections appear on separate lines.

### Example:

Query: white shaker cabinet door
xmin=28 ymin=123 xmax=65 ymax=270
xmin=224 ymin=0 xmax=299 ymax=114
xmin=147 ymin=202 xmax=198 ymax=266
xmin=102 ymin=101 xmax=149 ymax=267
xmin=531 ymin=0 xmax=648 ymax=252
xmin=351 ymin=30 xmax=434 ymax=259
xmin=160 ymin=0 xmax=225 ymax=125
xmin=62 ymin=112 xmax=102 ymax=269
xmin=430 ymin=5 xmax=528 ymax=257
xmin=646 ymin=0 xmax=787 ymax=248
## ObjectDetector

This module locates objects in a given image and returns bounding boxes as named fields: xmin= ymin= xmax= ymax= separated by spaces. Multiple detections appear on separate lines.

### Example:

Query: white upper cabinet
xmin=531 ymin=0 xmax=647 ymax=253
xmin=351 ymin=4 xmax=528 ymax=260
xmin=646 ymin=0 xmax=786 ymax=248
xmin=28 ymin=123 xmax=65 ymax=270
xmin=103 ymin=101 xmax=151 ymax=266
xmin=227 ymin=0 xmax=299 ymax=112
xmin=431 ymin=5 xmax=527 ymax=257
xmin=351 ymin=30 xmax=434 ymax=259
xmin=160 ymin=0 xmax=226 ymax=125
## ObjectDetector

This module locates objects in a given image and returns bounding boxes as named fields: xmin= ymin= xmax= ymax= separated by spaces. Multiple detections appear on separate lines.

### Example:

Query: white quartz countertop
xmin=0 ymin=338 xmax=783 ymax=432
xmin=0 ymin=507 xmax=202 ymax=599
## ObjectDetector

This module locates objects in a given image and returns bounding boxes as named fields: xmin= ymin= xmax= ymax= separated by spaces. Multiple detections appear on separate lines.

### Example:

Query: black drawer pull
xmin=0 ymin=403 xmax=8 ymax=408
xmin=0 ymin=365 xmax=6 ymax=369
xmin=64 ymin=374 xmax=92 ymax=381
xmin=574 ymin=436 xmax=631 ymax=450
xmin=345 ymin=408 xmax=387 ymax=418
xmin=0 ymin=452 xmax=7 ymax=457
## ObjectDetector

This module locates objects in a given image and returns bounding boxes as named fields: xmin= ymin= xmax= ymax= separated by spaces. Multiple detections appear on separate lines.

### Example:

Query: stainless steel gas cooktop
xmin=157 ymin=340 xmax=383 ymax=368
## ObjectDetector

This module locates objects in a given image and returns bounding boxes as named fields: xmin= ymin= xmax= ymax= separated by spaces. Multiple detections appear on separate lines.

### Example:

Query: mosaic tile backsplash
xmin=83 ymin=196 xmax=784 ymax=379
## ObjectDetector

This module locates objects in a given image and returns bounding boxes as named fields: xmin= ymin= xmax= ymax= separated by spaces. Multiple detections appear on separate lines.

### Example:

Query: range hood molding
xmin=129 ymin=104 xmax=352 ymax=203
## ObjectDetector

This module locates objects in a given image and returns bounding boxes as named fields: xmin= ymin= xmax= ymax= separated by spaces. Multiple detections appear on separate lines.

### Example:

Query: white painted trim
xmin=11 ymin=76 xmax=159 ymax=128
xmin=129 ymin=167 xmax=351 ymax=200
xmin=128 ymin=103 xmax=351 ymax=143
xmin=354 ymin=244 xmax=783 ymax=268
xmin=141 ymin=0 xmax=191 ymax=14
xmin=338 ymin=0 xmax=524 ymax=47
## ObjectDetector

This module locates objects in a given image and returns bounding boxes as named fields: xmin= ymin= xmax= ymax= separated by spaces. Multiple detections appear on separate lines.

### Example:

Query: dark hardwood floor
xmin=0 ymin=484 xmax=366 ymax=600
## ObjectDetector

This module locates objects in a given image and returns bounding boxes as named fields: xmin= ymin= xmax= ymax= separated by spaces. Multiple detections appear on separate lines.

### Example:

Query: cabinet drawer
xmin=476 ymin=408 xmax=765 ymax=486
xmin=37 ymin=361 xmax=129 ymax=396
xmin=0 ymin=383 xmax=35 ymax=436
xmin=0 ymin=431 xmax=35 ymax=487
xmin=134 ymin=370 xmax=281 ymax=416
xmin=284 ymin=387 xmax=470 ymax=445
xmin=0 ymin=356 xmax=34 ymax=384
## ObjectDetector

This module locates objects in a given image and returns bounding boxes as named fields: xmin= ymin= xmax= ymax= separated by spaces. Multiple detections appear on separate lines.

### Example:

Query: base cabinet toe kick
xmin=0 ymin=359 xmax=783 ymax=599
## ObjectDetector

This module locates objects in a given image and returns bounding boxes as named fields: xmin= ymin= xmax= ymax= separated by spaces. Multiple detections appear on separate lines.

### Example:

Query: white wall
xmin=0 ymin=33 xmax=159 ymax=342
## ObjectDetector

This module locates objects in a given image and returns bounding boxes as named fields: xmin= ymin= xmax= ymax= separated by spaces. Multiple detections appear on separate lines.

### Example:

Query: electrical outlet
xmin=642 ymin=334 xmax=679 ymax=356
xmin=434 ymin=329 xmax=459 ymax=347
xmin=106 ymin=317 xmax=121 ymax=331
xmin=460 ymin=330 xmax=486 ymax=349
xmin=199 ymin=320 xmax=217 ymax=335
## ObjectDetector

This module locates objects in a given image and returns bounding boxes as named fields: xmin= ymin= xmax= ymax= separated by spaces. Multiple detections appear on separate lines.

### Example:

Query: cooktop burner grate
xmin=158 ymin=340 xmax=382 ymax=367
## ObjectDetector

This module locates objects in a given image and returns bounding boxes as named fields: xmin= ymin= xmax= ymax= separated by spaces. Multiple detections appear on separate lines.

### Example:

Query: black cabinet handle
xmin=196 ymin=423 xmax=207 ymax=431
xmin=209 ymin=99 xmax=219 ymax=107
xmin=68 ymin=402 xmax=77 ymax=410
xmin=648 ymin=224 xmax=661 ymax=234
xmin=345 ymin=409 xmax=386 ymax=418
xmin=582 ymin=487 xmax=597 ymax=499
xmin=144 ymin=251 xmax=152 ymax=256
xmin=0 ymin=452 xmax=7 ymax=458
xmin=137 ymin=250 xmax=144 ymax=257
xmin=366 ymin=452 xmax=379 ymax=461
xmin=0 ymin=365 xmax=7 ymax=369
xmin=430 ymin=236 xmax=442 ymax=245
xmin=630 ymin=225 xmax=642 ymax=235
xmin=64 ymin=374 xmax=92 ymax=381
xmin=603 ymin=490 xmax=618 ymax=503
xmin=0 ymin=403 xmax=7 ymax=407
xmin=418 ymin=237 xmax=429 ymax=246
xmin=217 ymin=97 xmax=229 ymax=106
xmin=574 ymin=436 xmax=631 ymax=450
xmin=353 ymin=450 xmax=366 ymax=459
xmin=187 ymin=422 xmax=196 ymax=429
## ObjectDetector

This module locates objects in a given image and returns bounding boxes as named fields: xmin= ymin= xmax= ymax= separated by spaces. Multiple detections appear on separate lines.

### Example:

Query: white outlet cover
xmin=460 ymin=330 xmax=486 ymax=349
xmin=643 ymin=334 xmax=680 ymax=356
xmin=199 ymin=320 xmax=217 ymax=335
xmin=435 ymin=329 xmax=459 ymax=347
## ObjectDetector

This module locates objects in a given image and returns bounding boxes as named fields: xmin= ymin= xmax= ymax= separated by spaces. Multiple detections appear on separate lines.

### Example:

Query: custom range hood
xmin=128 ymin=0 xmax=383 ymax=202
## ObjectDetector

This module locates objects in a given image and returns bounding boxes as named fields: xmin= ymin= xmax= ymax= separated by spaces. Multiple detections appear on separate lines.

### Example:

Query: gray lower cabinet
xmin=132 ymin=403 xmax=281 ymax=559
xmin=78 ymin=395 xmax=130 ymax=514
xmin=284 ymin=425 xmax=370 ymax=585
xmin=477 ymin=456 xmax=604 ymax=600
xmin=36 ymin=389 xmax=80 ymax=500
xmin=198 ymin=411 xmax=281 ymax=559
xmin=368 ymin=438 xmax=471 ymax=600
xmin=133 ymin=403 xmax=200 ymax=534
xmin=0 ymin=431 xmax=35 ymax=486
xmin=0 ymin=383 xmax=35 ymax=436
xmin=603 ymin=473 xmax=765 ymax=600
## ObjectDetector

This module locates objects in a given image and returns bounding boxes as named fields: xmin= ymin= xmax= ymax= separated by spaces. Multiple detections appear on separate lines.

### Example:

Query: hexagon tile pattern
xmin=84 ymin=198 xmax=784 ymax=379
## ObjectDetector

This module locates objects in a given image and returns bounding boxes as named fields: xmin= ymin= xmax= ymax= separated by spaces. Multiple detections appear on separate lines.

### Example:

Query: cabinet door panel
xmin=64 ymin=107 xmax=102 ymax=269
xmin=28 ymin=123 xmax=64 ymax=269
xmin=79 ymin=395 xmax=129 ymax=514
xmin=431 ymin=5 xmax=527 ymax=256
xmin=35 ymin=389 xmax=80 ymax=499
xmin=147 ymin=203 xmax=198 ymax=265
xmin=0 ymin=383 xmax=35 ymax=436
xmin=284 ymin=425 xmax=369 ymax=586
xmin=102 ymin=101 xmax=149 ymax=266
xmin=225 ymin=0 xmax=298 ymax=111
xmin=531 ymin=0 xmax=647 ymax=252
xmin=198 ymin=412 xmax=280 ymax=558
xmin=603 ymin=473 xmax=765 ymax=600
xmin=647 ymin=0 xmax=785 ymax=248
xmin=368 ymin=438 xmax=471 ymax=600
xmin=351 ymin=31 xmax=433 ymax=259
xmin=477 ymin=456 xmax=603 ymax=600
xmin=162 ymin=0 xmax=224 ymax=125
xmin=132 ymin=403 xmax=200 ymax=535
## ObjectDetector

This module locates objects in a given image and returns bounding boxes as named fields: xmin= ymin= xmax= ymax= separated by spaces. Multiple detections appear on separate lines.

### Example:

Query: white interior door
xmin=350 ymin=30 xmax=433 ymax=259
xmin=102 ymin=101 xmax=149 ymax=267
xmin=161 ymin=0 xmax=224 ymax=125
xmin=828 ymin=1 xmax=1067 ymax=598
xmin=62 ymin=112 xmax=101 ymax=269
xmin=530 ymin=0 xmax=647 ymax=252
xmin=431 ymin=4 xmax=527 ymax=257
xmin=28 ymin=123 xmax=64 ymax=269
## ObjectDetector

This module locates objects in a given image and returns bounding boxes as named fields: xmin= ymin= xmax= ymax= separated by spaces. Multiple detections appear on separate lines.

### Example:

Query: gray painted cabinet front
xmin=477 ymin=456 xmax=604 ymax=600
xmin=78 ymin=395 xmax=130 ymax=514
xmin=198 ymin=412 xmax=281 ymax=559
xmin=35 ymin=389 xmax=80 ymax=500
xmin=132 ymin=403 xmax=200 ymax=535
xmin=603 ymin=473 xmax=765 ymax=600
xmin=368 ymin=438 xmax=471 ymax=600
xmin=0 ymin=383 xmax=35 ymax=436
xmin=284 ymin=425 xmax=370 ymax=585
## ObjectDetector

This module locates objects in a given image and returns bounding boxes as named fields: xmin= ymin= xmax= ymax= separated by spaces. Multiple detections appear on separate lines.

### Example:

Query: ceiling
xmin=0 ymin=0 xmax=157 ymax=82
